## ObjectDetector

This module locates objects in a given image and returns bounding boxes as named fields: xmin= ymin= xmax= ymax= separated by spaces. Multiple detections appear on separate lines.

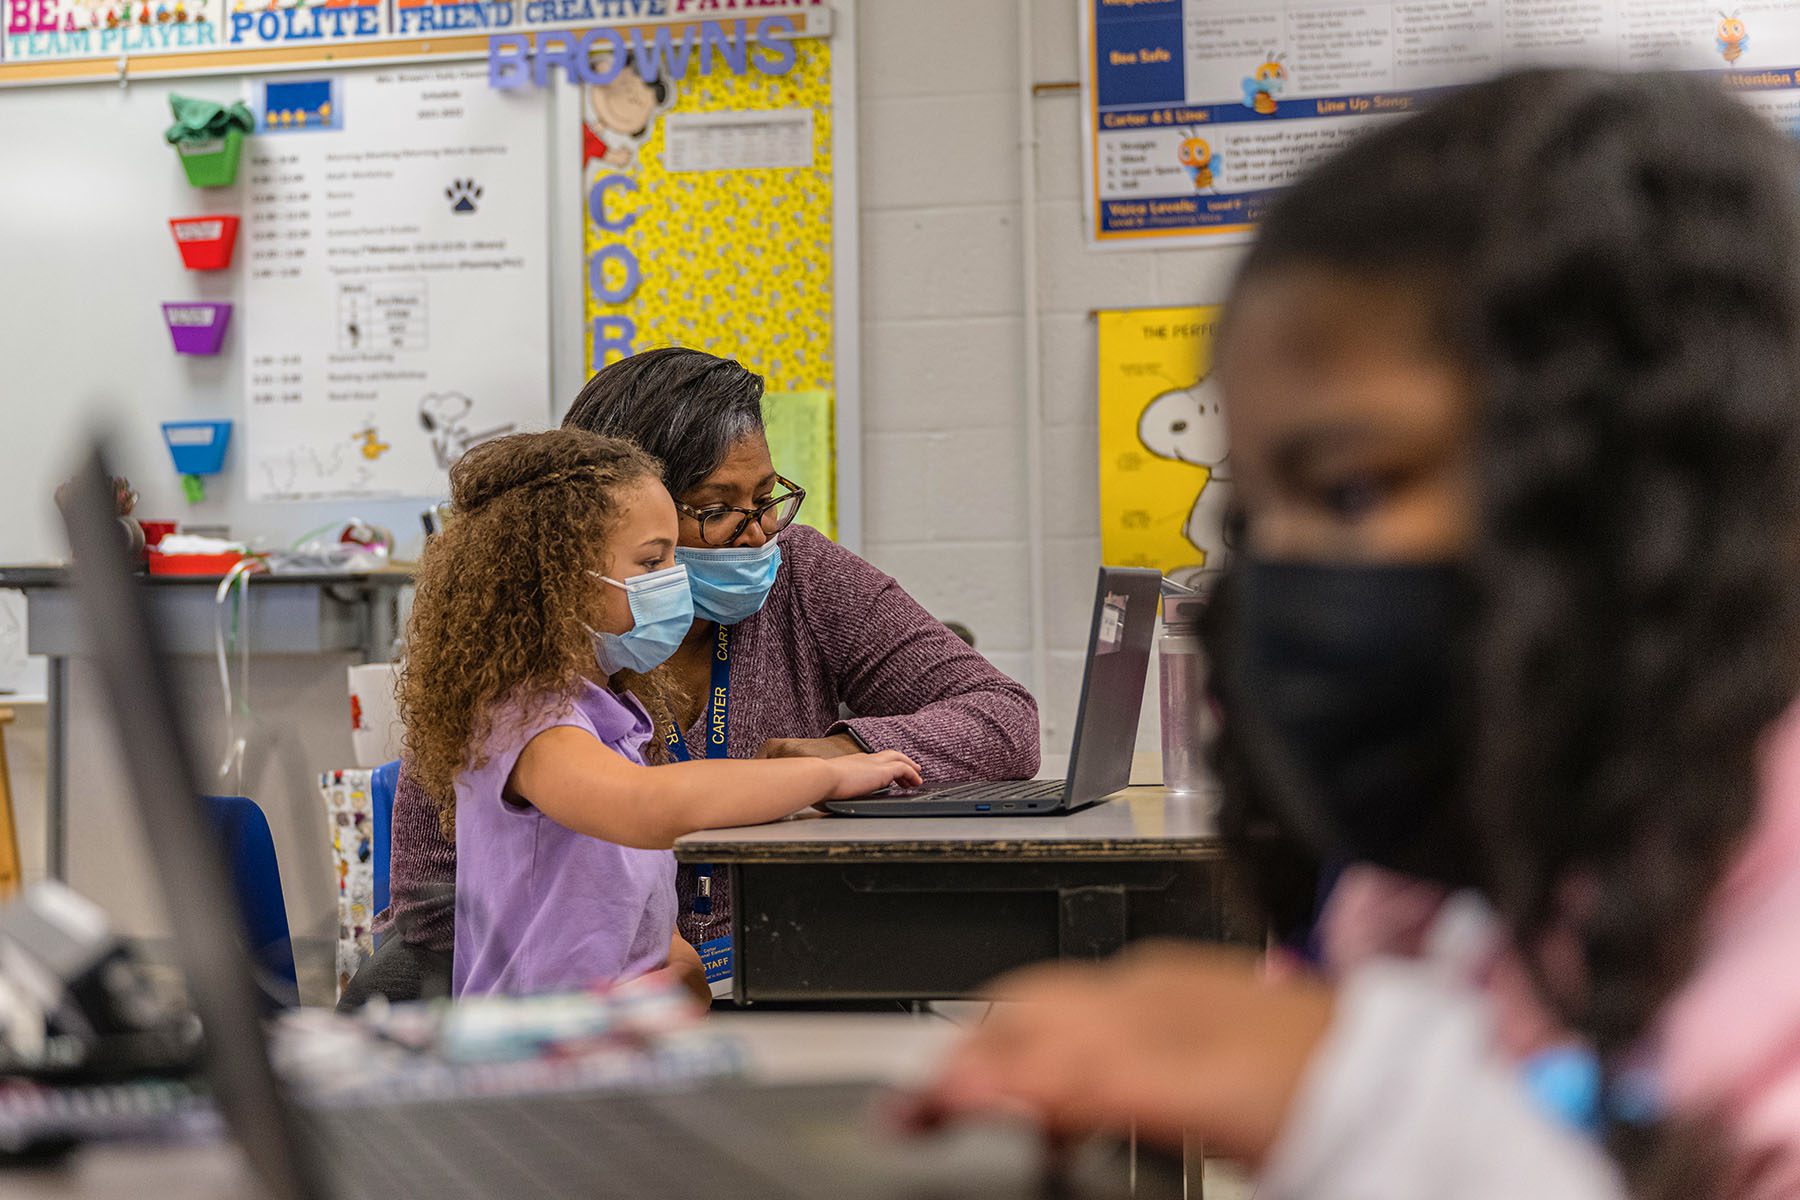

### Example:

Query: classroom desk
xmin=1 ymin=1015 xmax=956 ymax=1200
xmin=5 ymin=1015 xmax=1236 ymax=1200
xmin=0 ymin=565 xmax=413 ymax=880
xmin=676 ymin=787 xmax=1253 ymax=1004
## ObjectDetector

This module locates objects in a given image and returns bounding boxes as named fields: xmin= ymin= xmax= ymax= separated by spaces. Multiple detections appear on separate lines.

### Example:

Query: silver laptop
xmin=825 ymin=567 xmax=1161 ymax=817
xmin=59 ymin=440 xmax=1174 ymax=1200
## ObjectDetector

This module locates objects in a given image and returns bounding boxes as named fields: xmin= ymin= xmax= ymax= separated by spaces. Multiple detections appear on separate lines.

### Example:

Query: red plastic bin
xmin=147 ymin=550 xmax=255 ymax=577
xmin=168 ymin=216 xmax=240 ymax=271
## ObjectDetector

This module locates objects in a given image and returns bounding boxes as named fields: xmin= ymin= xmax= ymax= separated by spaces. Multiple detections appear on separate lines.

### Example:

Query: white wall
xmin=855 ymin=0 xmax=1246 ymax=754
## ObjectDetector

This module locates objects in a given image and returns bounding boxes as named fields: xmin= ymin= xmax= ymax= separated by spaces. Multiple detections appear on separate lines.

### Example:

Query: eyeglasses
xmin=675 ymin=475 xmax=806 ymax=546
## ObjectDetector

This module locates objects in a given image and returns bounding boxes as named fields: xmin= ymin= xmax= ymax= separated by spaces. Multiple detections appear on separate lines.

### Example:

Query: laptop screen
xmin=1063 ymin=567 xmax=1161 ymax=805
xmin=60 ymin=441 xmax=323 ymax=1200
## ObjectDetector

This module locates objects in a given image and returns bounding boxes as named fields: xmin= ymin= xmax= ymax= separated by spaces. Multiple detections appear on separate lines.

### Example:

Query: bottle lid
xmin=1161 ymin=575 xmax=1209 ymax=630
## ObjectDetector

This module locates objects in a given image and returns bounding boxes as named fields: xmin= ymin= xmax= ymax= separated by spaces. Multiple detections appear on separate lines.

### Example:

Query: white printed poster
xmin=1081 ymin=0 xmax=1800 ymax=246
xmin=662 ymin=109 xmax=815 ymax=172
xmin=243 ymin=65 xmax=550 ymax=501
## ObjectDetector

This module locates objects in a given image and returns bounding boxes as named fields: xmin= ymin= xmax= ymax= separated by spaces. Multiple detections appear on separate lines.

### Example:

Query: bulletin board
xmin=581 ymin=29 xmax=842 ymax=536
xmin=1079 ymin=0 xmax=1800 ymax=247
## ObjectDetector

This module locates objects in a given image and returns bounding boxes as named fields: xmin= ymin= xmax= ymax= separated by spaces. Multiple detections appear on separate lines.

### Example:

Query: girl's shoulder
xmin=511 ymin=679 xmax=648 ymax=747
xmin=467 ymin=683 xmax=647 ymax=780
xmin=473 ymin=690 xmax=567 ymax=754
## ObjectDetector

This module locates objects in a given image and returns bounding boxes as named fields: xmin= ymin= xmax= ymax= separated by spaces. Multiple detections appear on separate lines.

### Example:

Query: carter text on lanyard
xmin=663 ymin=622 xmax=730 ymax=765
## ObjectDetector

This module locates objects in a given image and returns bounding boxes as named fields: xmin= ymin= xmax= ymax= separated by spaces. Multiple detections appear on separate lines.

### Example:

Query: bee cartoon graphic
xmin=1717 ymin=11 xmax=1748 ymax=64
xmin=1177 ymin=131 xmax=1218 ymax=191
xmin=1242 ymin=54 xmax=1287 ymax=115
xmin=1138 ymin=373 xmax=1232 ymax=587
xmin=354 ymin=425 xmax=390 ymax=462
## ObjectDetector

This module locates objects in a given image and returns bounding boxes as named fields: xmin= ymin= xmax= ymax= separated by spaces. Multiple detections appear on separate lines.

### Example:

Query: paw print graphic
xmin=446 ymin=179 xmax=482 ymax=214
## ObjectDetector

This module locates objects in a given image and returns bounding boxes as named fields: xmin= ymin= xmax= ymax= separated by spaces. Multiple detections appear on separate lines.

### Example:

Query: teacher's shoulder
xmin=781 ymin=523 xmax=881 ymax=574
xmin=777 ymin=523 xmax=894 ymax=599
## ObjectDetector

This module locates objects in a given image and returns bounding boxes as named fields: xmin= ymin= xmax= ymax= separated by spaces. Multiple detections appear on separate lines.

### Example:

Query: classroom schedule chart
xmin=1082 ymin=0 xmax=1800 ymax=245
xmin=242 ymin=66 xmax=551 ymax=503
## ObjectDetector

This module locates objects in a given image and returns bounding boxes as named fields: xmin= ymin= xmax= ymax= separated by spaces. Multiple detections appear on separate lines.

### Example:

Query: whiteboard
xmin=0 ymin=66 xmax=580 ymax=565
xmin=239 ymin=65 xmax=552 ymax=502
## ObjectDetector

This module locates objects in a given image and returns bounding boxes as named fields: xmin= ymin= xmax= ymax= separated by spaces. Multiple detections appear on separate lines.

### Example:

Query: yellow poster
xmin=582 ymin=35 xmax=837 ymax=538
xmin=1097 ymin=305 xmax=1227 ymax=586
xmin=762 ymin=390 xmax=834 ymax=537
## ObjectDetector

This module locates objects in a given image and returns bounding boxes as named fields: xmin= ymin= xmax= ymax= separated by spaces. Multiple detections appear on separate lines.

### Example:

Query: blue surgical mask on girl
xmin=675 ymin=537 xmax=783 ymax=625
xmin=588 ymin=564 xmax=694 ymax=675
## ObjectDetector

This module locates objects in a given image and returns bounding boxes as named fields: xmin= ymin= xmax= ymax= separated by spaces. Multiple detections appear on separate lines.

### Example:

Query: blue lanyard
xmin=665 ymin=625 xmax=731 ymax=918
xmin=662 ymin=623 xmax=730 ymax=763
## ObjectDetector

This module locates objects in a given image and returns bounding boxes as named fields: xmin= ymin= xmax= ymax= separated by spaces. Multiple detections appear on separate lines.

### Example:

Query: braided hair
xmin=1209 ymin=68 xmax=1800 ymax=1191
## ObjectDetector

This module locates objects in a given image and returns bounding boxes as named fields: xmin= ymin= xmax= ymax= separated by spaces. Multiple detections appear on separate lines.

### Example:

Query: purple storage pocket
xmin=162 ymin=302 xmax=233 ymax=355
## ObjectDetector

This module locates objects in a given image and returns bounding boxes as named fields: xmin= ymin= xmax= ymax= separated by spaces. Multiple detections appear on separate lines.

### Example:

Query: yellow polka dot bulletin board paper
xmin=584 ymin=36 xmax=837 ymax=539
xmin=1096 ymin=305 xmax=1227 ymax=588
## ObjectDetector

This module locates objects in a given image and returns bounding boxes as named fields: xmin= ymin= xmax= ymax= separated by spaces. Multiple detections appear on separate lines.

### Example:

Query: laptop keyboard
xmin=885 ymin=779 xmax=1068 ymax=802
xmin=304 ymin=1091 xmax=800 ymax=1200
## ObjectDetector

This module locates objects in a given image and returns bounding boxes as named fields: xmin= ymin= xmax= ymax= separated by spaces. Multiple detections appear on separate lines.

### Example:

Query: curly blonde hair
xmin=399 ymin=429 xmax=684 ymax=838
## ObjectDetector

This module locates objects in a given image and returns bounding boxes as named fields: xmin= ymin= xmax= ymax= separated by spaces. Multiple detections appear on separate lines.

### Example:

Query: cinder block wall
xmin=856 ymin=0 xmax=1247 ymax=751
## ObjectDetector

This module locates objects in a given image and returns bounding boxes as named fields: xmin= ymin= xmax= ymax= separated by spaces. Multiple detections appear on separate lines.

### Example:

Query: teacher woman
xmin=376 ymin=347 xmax=1041 ymax=981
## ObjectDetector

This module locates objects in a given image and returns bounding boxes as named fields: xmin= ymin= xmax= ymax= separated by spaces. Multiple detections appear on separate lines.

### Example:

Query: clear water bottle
xmin=1158 ymin=577 xmax=1215 ymax=794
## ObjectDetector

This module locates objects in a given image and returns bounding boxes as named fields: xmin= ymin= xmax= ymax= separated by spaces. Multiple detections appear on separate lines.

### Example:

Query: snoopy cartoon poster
xmin=1097 ymin=305 xmax=1229 ymax=588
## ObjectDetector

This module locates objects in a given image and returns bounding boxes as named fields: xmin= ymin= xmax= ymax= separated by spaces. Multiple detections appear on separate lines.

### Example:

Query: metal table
xmin=0 ymin=564 xmax=414 ymax=880
xmin=676 ymin=788 xmax=1254 ymax=1004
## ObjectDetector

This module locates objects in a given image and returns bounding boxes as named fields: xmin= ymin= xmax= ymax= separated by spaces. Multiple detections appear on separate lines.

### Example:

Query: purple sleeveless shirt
xmin=451 ymin=681 xmax=676 ymax=998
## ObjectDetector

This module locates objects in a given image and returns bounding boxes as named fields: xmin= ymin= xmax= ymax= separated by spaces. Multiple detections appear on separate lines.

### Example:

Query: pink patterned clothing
xmin=1659 ymin=701 xmax=1800 ymax=1199
xmin=1313 ymin=701 xmax=1800 ymax=1197
xmin=378 ymin=523 xmax=1041 ymax=953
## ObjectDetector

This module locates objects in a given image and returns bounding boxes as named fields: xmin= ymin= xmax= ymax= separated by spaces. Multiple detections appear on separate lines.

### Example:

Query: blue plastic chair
xmin=369 ymin=760 xmax=400 ymax=943
xmin=204 ymin=794 xmax=299 ymax=1010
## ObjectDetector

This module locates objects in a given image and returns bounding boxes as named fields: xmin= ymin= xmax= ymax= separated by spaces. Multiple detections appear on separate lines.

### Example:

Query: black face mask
xmin=1225 ymin=556 xmax=1479 ymax=886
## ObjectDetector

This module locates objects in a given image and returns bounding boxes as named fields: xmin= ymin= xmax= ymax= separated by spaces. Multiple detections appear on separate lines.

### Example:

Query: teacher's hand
xmin=895 ymin=943 xmax=1334 ymax=1167
xmin=756 ymin=733 xmax=863 ymax=760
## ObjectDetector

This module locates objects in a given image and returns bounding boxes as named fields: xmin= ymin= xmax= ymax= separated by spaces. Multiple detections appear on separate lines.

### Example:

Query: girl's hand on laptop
xmin=822 ymin=750 xmax=923 ymax=800
xmin=893 ymin=943 xmax=1334 ymax=1166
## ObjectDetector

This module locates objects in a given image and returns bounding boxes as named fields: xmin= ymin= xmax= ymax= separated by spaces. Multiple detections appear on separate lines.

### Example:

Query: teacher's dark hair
xmin=1212 ymin=68 xmax=1800 ymax=1198
xmin=562 ymin=348 xmax=766 ymax=498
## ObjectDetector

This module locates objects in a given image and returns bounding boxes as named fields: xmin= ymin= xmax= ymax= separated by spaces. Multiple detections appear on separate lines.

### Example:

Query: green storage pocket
xmin=176 ymin=127 xmax=244 ymax=188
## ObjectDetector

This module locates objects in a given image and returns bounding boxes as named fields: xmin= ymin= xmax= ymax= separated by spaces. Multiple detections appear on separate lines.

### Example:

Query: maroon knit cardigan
xmin=380 ymin=523 xmax=1042 ymax=952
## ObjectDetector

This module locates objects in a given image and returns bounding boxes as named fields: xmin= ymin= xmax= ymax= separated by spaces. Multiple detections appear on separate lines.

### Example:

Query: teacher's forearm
xmin=835 ymin=692 xmax=1042 ymax=782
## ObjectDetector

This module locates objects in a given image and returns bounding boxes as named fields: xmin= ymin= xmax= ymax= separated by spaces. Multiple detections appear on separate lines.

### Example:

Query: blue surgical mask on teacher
xmin=675 ymin=537 xmax=782 ymax=625
xmin=588 ymin=564 xmax=694 ymax=675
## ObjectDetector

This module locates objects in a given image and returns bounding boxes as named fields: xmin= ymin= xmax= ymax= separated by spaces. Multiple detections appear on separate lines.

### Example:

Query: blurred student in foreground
xmin=906 ymin=68 xmax=1800 ymax=1200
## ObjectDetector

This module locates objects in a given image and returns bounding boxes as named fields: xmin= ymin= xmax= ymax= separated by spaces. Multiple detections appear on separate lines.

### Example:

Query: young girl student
xmin=397 ymin=430 xmax=921 ymax=999
xmin=907 ymin=68 xmax=1800 ymax=1200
